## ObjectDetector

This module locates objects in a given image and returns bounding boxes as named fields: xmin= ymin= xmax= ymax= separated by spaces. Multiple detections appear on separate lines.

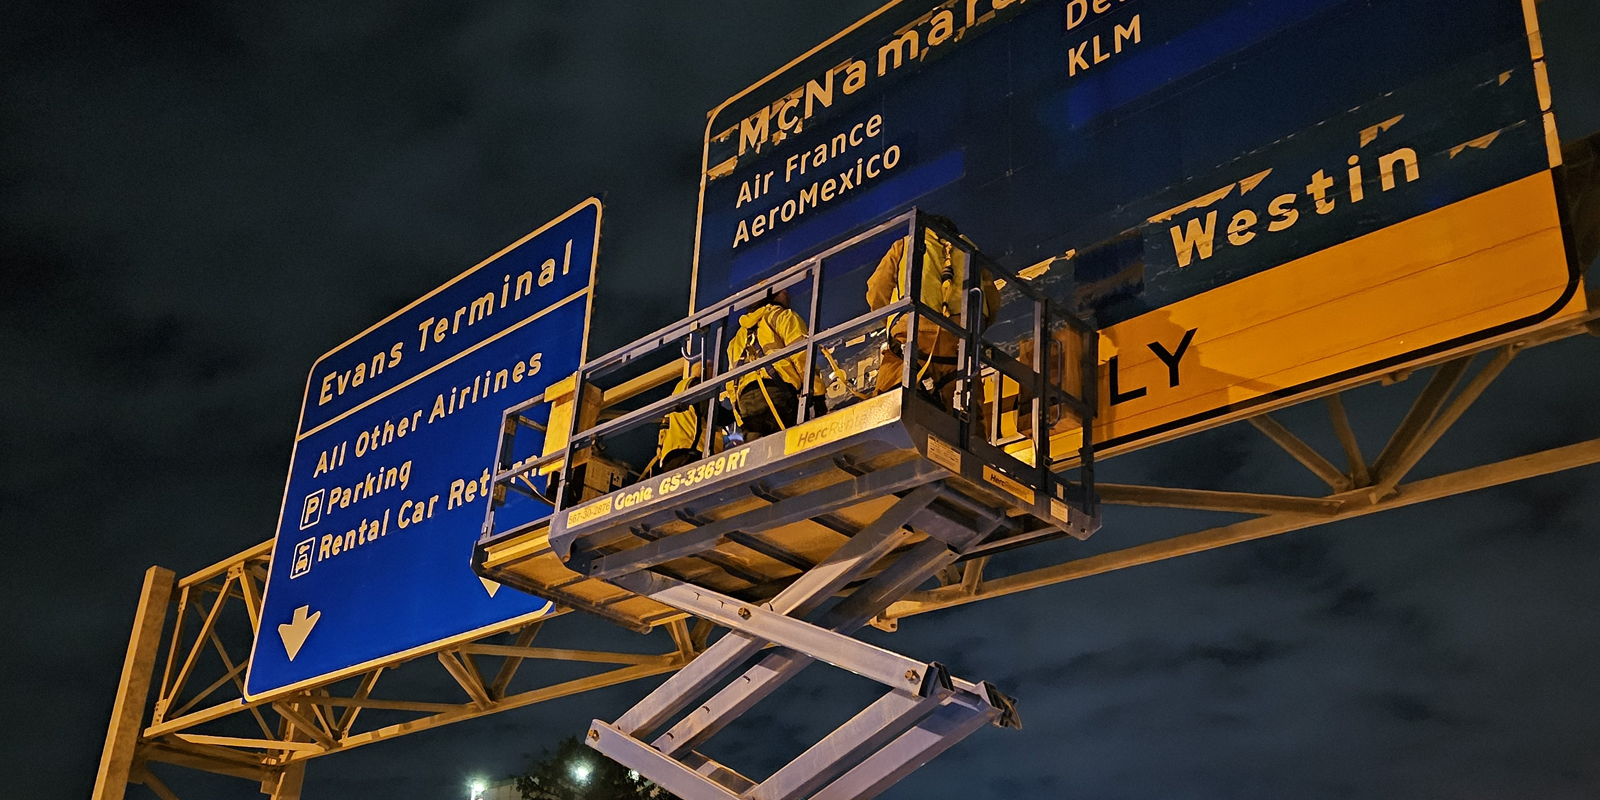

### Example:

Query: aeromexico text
xmin=721 ymin=0 xmax=1038 ymax=250
xmin=729 ymin=112 xmax=899 ymax=249
xmin=722 ymin=0 xmax=1145 ymax=250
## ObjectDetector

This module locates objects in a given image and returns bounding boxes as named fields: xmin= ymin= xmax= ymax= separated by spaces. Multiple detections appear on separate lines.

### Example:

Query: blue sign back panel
xmin=691 ymin=0 xmax=1567 ymax=320
xmin=246 ymin=199 xmax=601 ymax=699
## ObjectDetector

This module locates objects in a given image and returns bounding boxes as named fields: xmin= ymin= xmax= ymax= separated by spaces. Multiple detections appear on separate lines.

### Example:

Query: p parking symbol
xmin=300 ymin=489 xmax=326 ymax=530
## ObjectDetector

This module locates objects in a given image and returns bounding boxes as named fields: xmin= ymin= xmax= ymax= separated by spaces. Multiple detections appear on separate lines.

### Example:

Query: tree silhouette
xmin=515 ymin=735 xmax=677 ymax=800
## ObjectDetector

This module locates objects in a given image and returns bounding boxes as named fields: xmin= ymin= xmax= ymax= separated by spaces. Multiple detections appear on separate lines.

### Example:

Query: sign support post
xmin=92 ymin=566 xmax=176 ymax=800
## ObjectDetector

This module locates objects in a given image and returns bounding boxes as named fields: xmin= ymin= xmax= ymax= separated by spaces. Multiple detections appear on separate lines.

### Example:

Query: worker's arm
xmin=772 ymin=307 xmax=807 ymax=347
xmin=772 ymin=308 xmax=811 ymax=387
xmin=865 ymin=238 xmax=906 ymax=310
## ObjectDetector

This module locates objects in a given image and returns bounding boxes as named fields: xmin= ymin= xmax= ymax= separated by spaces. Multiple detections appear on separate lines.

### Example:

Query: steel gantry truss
xmin=95 ymin=318 xmax=1600 ymax=800
xmin=93 ymin=541 xmax=703 ymax=800
xmin=886 ymin=333 xmax=1600 ymax=622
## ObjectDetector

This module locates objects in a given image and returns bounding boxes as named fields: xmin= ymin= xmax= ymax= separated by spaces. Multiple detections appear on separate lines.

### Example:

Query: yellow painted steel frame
xmin=95 ymin=314 xmax=1599 ymax=799
xmin=93 ymin=537 xmax=699 ymax=800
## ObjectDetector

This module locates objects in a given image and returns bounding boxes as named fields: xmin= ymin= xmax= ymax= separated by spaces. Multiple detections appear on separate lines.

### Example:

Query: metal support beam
xmin=140 ymin=743 xmax=267 ymax=782
xmin=438 ymin=650 xmax=493 ymax=710
xmin=1371 ymin=357 xmax=1471 ymax=479
xmin=589 ymin=722 xmax=743 ymax=800
xmin=1248 ymin=414 xmax=1352 ymax=491
xmin=809 ymin=691 xmax=1002 ymax=800
xmin=1097 ymin=484 xmax=1343 ymax=516
xmin=1325 ymin=394 xmax=1370 ymax=486
xmin=652 ymin=536 xmax=976 ymax=758
xmin=305 ymin=696 xmax=461 ymax=714
xmin=333 ymin=669 xmax=382 ymax=736
xmin=960 ymin=556 xmax=988 ymax=596
xmin=147 ymin=697 xmax=273 ymax=739
xmin=233 ymin=564 xmax=262 ymax=635
xmin=166 ymin=655 xmax=246 ymax=720
xmin=614 ymin=485 xmax=940 ymax=738
xmin=666 ymin=619 xmax=697 ymax=659
xmin=284 ymin=659 xmax=684 ymax=762
xmin=265 ymin=762 xmax=305 ymax=800
xmin=166 ymin=576 xmax=234 ymax=721
xmin=1368 ymin=345 xmax=1517 ymax=498
xmin=751 ymin=674 xmax=954 ymax=800
xmin=93 ymin=566 xmax=176 ymax=800
xmin=605 ymin=573 xmax=946 ymax=718
xmin=135 ymin=769 xmax=183 ymax=800
xmin=681 ymin=752 xmax=758 ymax=794
xmin=173 ymin=735 xmax=321 ymax=753
xmin=488 ymin=623 xmax=541 ymax=700
xmin=459 ymin=643 xmax=668 ymax=666
xmin=152 ymin=738 xmax=270 ymax=771
xmin=887 ymin=436 xmax=1600 ymax=620
xmin=271 ymin=703 xmax=334 ymax=750
xmin=581 ymin=460 xmax=945 ymax=578
xmin=152 ymin=584 xmax=191 ymax=726
xmin=200 ymin=629 xmax=270 ymax=740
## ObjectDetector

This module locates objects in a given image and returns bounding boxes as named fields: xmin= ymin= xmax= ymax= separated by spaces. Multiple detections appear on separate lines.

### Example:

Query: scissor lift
xmin=474 ymin=211 xmax=1100 ymax=799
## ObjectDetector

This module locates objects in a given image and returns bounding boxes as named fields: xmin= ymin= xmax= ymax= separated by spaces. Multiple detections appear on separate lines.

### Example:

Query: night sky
xmin=5 ymin=2 xmax=1600 ymax=799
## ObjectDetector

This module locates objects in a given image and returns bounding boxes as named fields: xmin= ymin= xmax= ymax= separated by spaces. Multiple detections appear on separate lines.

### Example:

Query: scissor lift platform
xmin=474 ymin=210 xmax=1099 ymax=800
xmin=477 ymin=388 xmax=1095 ymax=633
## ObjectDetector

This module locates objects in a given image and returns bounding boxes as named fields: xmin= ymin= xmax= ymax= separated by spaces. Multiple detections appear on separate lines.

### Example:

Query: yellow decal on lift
xmin=1050 ymin=498 xmax=1074 ymax=524
xmin=565 ymin=496 xmax=613 ymax=528
xmin=655 ymin=448 xmax=754 ymax=498
xmin=983 ymin=466 xmax=1035 ymax=505
xmin=567 ymin=448 xmax=759 ymax=529
xmin=925 ymin=436 xmax=962 ymax=473
xmin=784 ymin=392 xmax=901 ymax=455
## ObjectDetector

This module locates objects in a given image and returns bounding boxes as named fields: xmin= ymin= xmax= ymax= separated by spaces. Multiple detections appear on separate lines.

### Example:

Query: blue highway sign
xmin=246 ymin=198 xmax=601 ymax=699
xmin=693 ymin=0 xmax=1581 ymax=451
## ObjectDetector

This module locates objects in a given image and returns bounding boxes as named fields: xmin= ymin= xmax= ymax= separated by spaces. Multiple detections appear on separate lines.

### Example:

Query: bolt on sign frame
xmin=690 ymin=0 xmax=1589 ymax=464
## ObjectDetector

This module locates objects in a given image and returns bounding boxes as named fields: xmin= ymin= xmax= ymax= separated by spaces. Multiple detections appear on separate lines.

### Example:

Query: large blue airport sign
xmin=693 ymin=0 xmax=1580 ymax=451
xmin=246 ymin=199 xmax=601 ymax=699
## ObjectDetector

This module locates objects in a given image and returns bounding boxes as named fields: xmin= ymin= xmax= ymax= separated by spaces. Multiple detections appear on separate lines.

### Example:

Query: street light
xmin=571 ymin=762 xmax=593 ymax=784
xmin=470 ymin=780 xmax=486 ymax=800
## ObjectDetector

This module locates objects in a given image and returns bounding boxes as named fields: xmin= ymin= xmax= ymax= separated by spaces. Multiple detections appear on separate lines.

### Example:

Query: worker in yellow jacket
xmin=866 ymin=215 xmax=1000 ymax=408
xmin=643 ymin=366 xmax=704 ymax=478
xmin=723 ymin=289 xmax=809 ymax=440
